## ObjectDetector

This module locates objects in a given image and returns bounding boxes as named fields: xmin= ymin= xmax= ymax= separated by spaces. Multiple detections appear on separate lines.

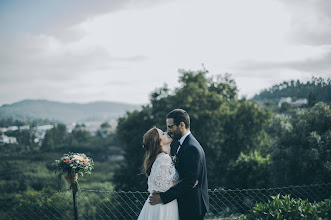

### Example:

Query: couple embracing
xmin=138 ymin=109 xmax=209 ymax=220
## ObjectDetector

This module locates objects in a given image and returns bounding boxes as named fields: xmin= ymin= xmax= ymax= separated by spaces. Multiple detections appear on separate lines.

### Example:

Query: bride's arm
xmin=171 ymin=180 xmax=198 ymax=188
xmin=152 ymin=155 xmax=177 ymax=192
xmin=171 ymin=180 xmax=180 ymax=187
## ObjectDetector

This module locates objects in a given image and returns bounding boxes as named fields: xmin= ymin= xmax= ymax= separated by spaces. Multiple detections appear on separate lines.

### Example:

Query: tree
xmin=97 ymin=122 xmax=112 ymax=138
xmin=71 ymin=127 xmax=91 ymax=143
xmin=227 ymin=151 xmax=271 ymax=189
xmin=17 ymin=130 xmax=34 ymax=147
xmin=269 ymin=102 xmax=331 ymax=186
xmin=113 ymin=69 xmax=271 ymax=190
xmin=280 ymin=102 xmax=291 ymax=112
xmin=308 ymin=90 xmax=316 ymax=107
xmin=113 ymin=108 xmax=154 ymax=191
xmin=41 ymin=123 xmax=68 ymax=151
xmin=100 ymin=122 xmax=111 ymax=129
xmin=252 ymin=77 xmax=331 ymax=106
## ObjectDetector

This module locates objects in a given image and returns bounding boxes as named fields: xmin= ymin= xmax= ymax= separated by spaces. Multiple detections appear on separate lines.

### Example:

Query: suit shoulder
xmin=186 ymin=134 xmax=198 ymax=144
xmin=186 ymin=135 xmax=206 ymax=155
xmin=186 ymin=134 xmax=202 ymax=148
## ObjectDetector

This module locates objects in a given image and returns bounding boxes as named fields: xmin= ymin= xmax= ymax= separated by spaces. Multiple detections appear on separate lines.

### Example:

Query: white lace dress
xmin=137 ymin=152 xmax=180 ymax=220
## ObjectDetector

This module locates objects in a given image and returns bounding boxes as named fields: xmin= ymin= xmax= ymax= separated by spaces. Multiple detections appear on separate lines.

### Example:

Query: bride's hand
xmin=171 ymin=180 xmax=198 ymax=188
xmin=149 ymin=191 xmax=162 ymax=205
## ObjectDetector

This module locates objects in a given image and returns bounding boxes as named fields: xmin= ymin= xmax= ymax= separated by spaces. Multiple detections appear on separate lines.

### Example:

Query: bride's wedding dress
xmin=137 ymin=152 xmax=179 ymax=220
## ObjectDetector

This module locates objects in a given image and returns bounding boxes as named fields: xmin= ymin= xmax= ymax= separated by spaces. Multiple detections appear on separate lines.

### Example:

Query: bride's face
xmin=157 ymin=128 xmax=172 ymax=146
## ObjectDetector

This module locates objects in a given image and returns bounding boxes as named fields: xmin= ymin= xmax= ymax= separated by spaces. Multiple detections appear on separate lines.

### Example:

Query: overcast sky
xmin=1 ymin=0 xmax=330 ymax=106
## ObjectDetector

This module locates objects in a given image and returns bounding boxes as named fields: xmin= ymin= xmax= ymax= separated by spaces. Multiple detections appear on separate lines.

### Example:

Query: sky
xmin=1 ymin=0 xmax=330 ymax=106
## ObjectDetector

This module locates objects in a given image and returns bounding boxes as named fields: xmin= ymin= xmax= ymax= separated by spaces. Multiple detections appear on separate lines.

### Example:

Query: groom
xmin=149 ymin=109 xmax=209 ymax=220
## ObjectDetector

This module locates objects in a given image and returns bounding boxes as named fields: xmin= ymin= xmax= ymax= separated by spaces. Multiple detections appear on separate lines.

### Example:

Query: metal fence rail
xmin=0 ymin=183 xmax=330 ymax=220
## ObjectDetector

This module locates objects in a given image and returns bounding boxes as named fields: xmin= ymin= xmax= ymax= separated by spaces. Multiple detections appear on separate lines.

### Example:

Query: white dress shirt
xmin=177 ymin=131 xmax=191 ymax=154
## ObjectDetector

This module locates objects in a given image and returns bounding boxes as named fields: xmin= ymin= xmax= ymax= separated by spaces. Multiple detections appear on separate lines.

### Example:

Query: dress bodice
xmin=147 ymin=153 xmax=179 ymax=194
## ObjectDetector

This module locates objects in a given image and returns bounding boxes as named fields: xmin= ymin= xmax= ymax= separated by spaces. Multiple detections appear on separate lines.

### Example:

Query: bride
xmin=137 ymin=126 xmax=180 ymax=220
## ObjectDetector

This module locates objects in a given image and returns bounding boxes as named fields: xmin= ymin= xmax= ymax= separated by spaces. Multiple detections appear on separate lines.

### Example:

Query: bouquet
xmin=55 ymin=152 xmax=94 ymax=191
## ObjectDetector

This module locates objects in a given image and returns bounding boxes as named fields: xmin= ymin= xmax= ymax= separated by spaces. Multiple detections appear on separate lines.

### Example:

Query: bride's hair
xmin=142 ymin=126 xmax=165 ymax=176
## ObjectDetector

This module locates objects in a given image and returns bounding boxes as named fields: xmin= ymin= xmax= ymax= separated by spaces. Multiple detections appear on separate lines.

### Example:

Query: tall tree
xmin=41 ymin=123 xmax=67 ymax=151
xmin=269 ymin=102 xmax=331 ymax=186
xmin=113 ymin=108 xmax=154 ymax=191
xmin=308 ymin=90 xmax=317 ymax=107
xmin=113 ymin=69 xmax=271 ymax=190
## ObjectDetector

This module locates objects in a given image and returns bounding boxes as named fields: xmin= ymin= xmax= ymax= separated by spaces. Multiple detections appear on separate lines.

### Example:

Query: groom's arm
xmin=159 ymin=146 xmax=201 ymax=204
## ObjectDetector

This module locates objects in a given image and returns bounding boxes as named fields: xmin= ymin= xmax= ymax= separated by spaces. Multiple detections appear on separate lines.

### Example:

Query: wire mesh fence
xmin=0 ymin=183 xmax=330 ymax=220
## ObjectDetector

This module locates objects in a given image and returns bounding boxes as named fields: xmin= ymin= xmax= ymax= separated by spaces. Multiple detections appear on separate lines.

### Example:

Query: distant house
xmin=292 ymin=98 xmax=308 ymax=107
xmin=66 ymin=122 xmax=77 ymax=133
xmin=0 ymin=134 xmax=17 ymax=144
xmin=34 ymin=125 xmax=54 ymax=141
xmin=0 ymin=134 xmax=9 ymax=143
xmin=8 ymin=126 xmax=18 ymax=131
xmin=8 ymin=137 xmax=17 ymax=143
xmin=19 ymin=125 xmax=30 ymax=130
xmin=0 ymin=127 xmax=8 ymax=133
xmin=278 ymin=97 xmax=308 ymax=108
xmin=278 ymin=97 xmax=292 ymax=107
xmin=36 ymin=125 xmax=54 ymax=131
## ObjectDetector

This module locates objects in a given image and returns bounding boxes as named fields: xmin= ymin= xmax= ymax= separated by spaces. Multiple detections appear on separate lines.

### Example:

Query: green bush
xmin=227 ymin=151 xmax=271 ymax=189
xmin=243 ymin=194 xmax=331 ymax=220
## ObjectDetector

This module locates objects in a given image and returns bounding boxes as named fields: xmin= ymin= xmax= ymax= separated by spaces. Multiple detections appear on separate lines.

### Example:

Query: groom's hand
xmin=149 ymin=191 xmax=162 ymax=205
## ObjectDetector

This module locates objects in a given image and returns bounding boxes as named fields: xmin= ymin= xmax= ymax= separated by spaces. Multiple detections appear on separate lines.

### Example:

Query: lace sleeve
xmin=148 ymin=153 xmax=177 ymax=193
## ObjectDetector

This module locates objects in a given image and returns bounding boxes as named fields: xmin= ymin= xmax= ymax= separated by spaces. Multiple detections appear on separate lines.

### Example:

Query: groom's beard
xmin=170 ymin=128 xmax=182 ymax=141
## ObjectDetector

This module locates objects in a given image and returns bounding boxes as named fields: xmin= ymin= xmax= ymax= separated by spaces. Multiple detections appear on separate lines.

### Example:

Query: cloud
xmin=1 ymin=0 xmax=330 ymax=106
xmin=0 ymin=34 xmax=148 ymax=84
xmin=0 ymin=0 xmax=172 ymax=105
xmin=105 ymin=81 xmax=132 ymax=86
xmin=277 ymin=0 xmax=331 ymax=46
xmin=235 ymin=49 xmax=331 ymax=77
xmin=0 ymin=0 xmax=174 ymax=42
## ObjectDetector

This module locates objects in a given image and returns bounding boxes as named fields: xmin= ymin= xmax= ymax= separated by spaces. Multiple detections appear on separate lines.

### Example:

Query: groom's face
xmin=166 ymin=118 xmax=182 ymax=140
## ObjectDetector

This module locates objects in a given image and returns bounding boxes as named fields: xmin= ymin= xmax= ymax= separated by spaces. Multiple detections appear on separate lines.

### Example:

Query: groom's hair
xmin=166 ymin=109 xmax=190 ymax=129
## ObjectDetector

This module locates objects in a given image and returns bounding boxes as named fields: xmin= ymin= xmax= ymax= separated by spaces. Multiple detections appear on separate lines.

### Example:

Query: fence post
xmin=72 ymin=181 xmax=79 ymax=220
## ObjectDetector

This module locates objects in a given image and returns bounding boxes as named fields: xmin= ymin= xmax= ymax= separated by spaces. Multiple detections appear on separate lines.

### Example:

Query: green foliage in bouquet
xmin=243 ymin=194 xmax=331 ymax=220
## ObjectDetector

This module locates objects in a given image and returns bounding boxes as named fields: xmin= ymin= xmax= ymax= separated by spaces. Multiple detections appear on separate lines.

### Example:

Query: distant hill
xmin=251 ymin=77 xmax=331 ymax=105
xmin=0 ymin=99 xmax=141 ymax=123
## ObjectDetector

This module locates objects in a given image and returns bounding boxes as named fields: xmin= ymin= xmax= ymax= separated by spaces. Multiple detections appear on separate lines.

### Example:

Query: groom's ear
xmin=179 ymin=122 xmax=186 ymax=129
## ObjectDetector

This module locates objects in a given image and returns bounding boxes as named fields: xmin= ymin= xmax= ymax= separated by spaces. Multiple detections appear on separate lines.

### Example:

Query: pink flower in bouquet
xmin=73 ymin=155 xmax=84 ymax=161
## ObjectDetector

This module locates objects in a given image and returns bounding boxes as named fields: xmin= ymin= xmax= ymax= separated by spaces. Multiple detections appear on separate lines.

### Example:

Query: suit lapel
xmin=176 ymin=133 xmax=191 ymax=156
xmin=175 ymin=134 xmax=192 ymax=175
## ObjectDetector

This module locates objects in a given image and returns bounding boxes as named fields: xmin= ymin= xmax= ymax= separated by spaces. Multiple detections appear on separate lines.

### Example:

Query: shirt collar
xmin=178 ymin=131 xmax=191 ymax=146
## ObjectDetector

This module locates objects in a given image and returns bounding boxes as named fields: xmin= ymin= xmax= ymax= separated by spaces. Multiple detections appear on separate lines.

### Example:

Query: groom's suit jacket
xmin=160 ymin=133 xmax=209 ymax=219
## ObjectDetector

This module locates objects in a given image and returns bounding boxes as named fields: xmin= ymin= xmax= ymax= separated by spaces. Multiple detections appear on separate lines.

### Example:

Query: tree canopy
xmin=269 ymin=102 xmax=331 ymax=186
xmin=252 ymin=77 xmax=331 ymax=105
xmin=113 ymin=69 xmax=271 ymax=190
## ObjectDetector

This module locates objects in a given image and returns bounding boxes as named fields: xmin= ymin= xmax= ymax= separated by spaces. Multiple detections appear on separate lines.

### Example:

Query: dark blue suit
xmin=160 ymin=134 xmax=209 ymax=220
